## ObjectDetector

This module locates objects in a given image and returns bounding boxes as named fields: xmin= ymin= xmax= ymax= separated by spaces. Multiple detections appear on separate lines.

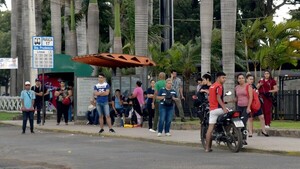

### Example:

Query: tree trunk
xmin=51 ymin=0 xmax=62 ymax=54
xmin=221 ymin=0 xmax=237 ymax=106
xmin=10 ymin=0 xmax=18 ymax=96
xmin=22 ymin=0 xmax=31 ymax=84
xmin=113 ymin=0 xmax=123 ymax=76
xmin=75 ymin=0 xmax=87 ymax=56
xmin=69 ymin=0 xmax=77 ymax=57
xmin=64 ymin=0 xmax=72 ymax=55
xmin=87 ymin=0 xmax=100 ymax=76
xmin=244 ymin=38 xmax=249 ymax=72
xmin=35 ymin=0 xmax=43 ymax=36
xmin=135 ymin=0 xmax=149 ymax=88
xmin=200 ymin=0 xmax=213 ymax=75
xmin=64 ymin=0 xmax=77 ymax=57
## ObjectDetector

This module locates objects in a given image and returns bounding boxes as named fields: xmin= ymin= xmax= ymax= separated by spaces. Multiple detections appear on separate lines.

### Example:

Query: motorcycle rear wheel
xmin=225 ymin=123 xmax=243 ymax=152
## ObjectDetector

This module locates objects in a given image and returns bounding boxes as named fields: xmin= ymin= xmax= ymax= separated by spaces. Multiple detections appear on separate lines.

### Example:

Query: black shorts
xmin=249 ymin=107 xmax=263 ymax=118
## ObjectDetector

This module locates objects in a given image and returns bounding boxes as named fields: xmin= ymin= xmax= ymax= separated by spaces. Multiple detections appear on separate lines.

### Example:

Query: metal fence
xmin=275 ymin=90 xmax=300 ymax=121
xmin=0 ymin=96 xmax=22 ymax=111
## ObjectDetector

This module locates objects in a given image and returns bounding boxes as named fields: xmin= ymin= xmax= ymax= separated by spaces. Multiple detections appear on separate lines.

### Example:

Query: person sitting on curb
xmin=86 ymin=97 xmax=99 ymax=125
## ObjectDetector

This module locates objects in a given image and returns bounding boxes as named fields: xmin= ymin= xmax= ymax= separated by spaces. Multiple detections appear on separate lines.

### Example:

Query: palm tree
xmin=51 ymin=0 xmax=62 ymax=54
xmin=35 ymin=0 xmax=43 ymax=36
xmin=87 ymin=0 xmax=99 ymax=76
xmin=20 ymin=0 xmax=30 ymax=88
xmin=240 ymin=19 xmax=266 ymax=80
xmin=113 ymin=0 xmax=123 ymax=76
xmin=221 ymin=0 xmax=237 ymax=101
xmin=135 ymin=0 xmax=148 ymax=86
xmin=200 ymin=0 xmax=213 ymax=75
xmin=257 ymin=18 xmax=300 ymax=77
xmin=10 ymin=0 xmax=18 ymax=96
xmin=65 ymin=0 xmax=77 ymax=57
xmin=75 ymin=0 xmax=87 ymax=55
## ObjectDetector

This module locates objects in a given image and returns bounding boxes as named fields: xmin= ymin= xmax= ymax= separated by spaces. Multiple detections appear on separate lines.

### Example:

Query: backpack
xmin=246 ymin=85 xmax=261 ymax=113
xmin=163 ymin=89 xmax=173 ymax=107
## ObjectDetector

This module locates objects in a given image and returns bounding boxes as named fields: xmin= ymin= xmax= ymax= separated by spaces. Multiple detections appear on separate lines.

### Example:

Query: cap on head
xmin=25 ymin=81 xmax=31 ymax=85
xmin=35 ymin=78 xmax=40 ymax=82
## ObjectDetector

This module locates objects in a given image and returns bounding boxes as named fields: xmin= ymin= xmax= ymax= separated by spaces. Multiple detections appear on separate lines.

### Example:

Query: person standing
xmin=94 ymin=73 xmax=115 ymax=133
xmin=170 ymin=70 xmax=186 ymax=122
xmin=205 ymin=72 xmax=228 ymax=152
xmin=235 ymin=73 xmax=253 ymax=145
xmin=257 ymin=70 xmax=278 ymax=128
xmin=54 ymin=81 xmax=72 ymax=125
xmin=130 ymin=81 xmax=145 ymax=126
xmin=21 ymin=81 xmax=36 ymax=134
xmin=31 ymin=78 xmax=46 ymax=126
xmin=67 ymin=82 xmax=74 ymax=122
xmin=157 ymin=79 xmax=177 ymax=137
xmin=196 ymin=77 xmax=203 ymax=94
xmin=152 ymin=72 xmax=166 ymax=131
xmin=146 ymin=80 xmax=156 ymax=132
xmin=246 ymin=74 xmax=269 ymax=137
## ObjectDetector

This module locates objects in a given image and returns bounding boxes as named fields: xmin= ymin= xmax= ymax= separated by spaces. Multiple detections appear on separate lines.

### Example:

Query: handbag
xmin=62 ymin=97 xmax=71 ymax=105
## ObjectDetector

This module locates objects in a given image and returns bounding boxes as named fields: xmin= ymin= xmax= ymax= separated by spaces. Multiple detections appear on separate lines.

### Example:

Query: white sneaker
xmin=149 ymin=129 xmax=156 ymax=133
xmin=157 ymin=133 xmax=162 ymax=137
xmin=165 ymin=133 xmax=171 ymax=136
xmin=265 ymin=125 xmax=270 ymax=128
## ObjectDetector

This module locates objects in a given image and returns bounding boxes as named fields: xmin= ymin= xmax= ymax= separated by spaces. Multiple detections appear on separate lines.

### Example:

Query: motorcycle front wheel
xmin=225 ymin=123 xmax=243 ymax=152
xmin=200 ymin=121 xmax=208 ymax=149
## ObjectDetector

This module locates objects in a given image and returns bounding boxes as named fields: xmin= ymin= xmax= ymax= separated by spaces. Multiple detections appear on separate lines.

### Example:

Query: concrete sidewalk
xmin=1 ymin=120 xmax=300 ymax=156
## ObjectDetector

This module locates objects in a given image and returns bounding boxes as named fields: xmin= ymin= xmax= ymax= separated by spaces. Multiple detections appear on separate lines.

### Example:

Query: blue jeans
xmin=68 ymin=105 xmax=73 ymax=121
xmin=22 ymin=111 xmax=34 ymax=132
xmin=96 ymin=102 xmax=110 ymax=117
xmin=158 ymin=104 xmax=174 ymax=133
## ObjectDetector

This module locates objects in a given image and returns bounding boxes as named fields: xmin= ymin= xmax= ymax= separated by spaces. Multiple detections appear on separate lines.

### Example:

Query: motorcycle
xmin=197 ymin=91 xmax=244 ymax=153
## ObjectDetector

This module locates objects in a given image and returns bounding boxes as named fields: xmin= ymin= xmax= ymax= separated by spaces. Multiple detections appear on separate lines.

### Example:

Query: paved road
xmin=0 ymin=124 xmax=299 ymax=169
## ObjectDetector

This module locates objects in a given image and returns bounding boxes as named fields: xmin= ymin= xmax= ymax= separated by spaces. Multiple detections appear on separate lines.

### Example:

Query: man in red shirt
xmin=205 ymin=72 xmax=228 ymax=152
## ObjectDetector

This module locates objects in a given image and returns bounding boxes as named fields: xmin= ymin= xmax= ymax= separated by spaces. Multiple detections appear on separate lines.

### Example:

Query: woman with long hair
xmin=256 ymin=70 xmax=278 ymax=128
xmin=246 ymin=74 xmax=269 ymax=137
xmin=234 ymin=73 xmax=253 ymax=145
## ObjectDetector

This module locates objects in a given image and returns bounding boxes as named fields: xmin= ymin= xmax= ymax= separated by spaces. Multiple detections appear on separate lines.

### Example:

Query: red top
xmin=258 ymin=79 xmax=276 ymax=94
xmin=209 ymin=82 xmax=223 ymax=110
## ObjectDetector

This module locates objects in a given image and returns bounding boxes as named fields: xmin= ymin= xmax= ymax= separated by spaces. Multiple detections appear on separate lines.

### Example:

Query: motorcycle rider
xmin=205 ymin=72 xmax=228 ymax=152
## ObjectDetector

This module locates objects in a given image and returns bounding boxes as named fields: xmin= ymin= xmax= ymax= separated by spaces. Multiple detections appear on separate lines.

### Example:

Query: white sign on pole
xmin=32 ymin=36 xmax=54 ymax=68
xmin=0 ymin=58 xmax=18 ymax=69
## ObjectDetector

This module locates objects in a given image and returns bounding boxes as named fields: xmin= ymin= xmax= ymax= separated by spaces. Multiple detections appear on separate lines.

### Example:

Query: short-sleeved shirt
xmin=56 ymin=87 xmax=70 ymax=102
xmin=155 ymin=80 xmax=166 ymax=102
xmin=258 ymin=79 xmax=276 ymax=94
xmin=112 ymin=95 xmax=124 ymax=109
xmin=172 ymin=77 xmax=182 ymax=96
xmin=209 ymin=82 xmax=224 ymax=110
xmin=133 ymin=87 xmax=144 ymax=105
xmin=146 ymin=87 xmax=155 ymax=105
xmin=94 ymin=82 xmax=110 ymax=103
xmin=158 ymin=88 xmax=177 ymax=106
xmin=196 ymin=84 xmax=210 ymax=102
xmin=235 ymin=85 xmax=248 ymax=107
xmin=20 ymin=90 xmax=36 ymax=109
xmin=31 ymin=85 xmax=47 ymax=103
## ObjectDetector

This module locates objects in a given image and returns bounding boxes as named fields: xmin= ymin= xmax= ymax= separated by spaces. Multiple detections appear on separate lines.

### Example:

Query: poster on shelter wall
xmin=0 ymin=58 xmax=18 ymax=69
xmin=75 ymin=77 xmax=99 ymax=117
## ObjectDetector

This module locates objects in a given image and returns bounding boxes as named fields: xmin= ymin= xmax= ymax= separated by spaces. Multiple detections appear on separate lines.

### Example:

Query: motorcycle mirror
xmin=225 ymin=91 xmax=232 ymax=96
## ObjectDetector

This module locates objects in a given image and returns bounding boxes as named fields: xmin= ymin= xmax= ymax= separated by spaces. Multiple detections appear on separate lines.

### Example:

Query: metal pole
xmin=42 ymin=68 xmax=46 ymax=125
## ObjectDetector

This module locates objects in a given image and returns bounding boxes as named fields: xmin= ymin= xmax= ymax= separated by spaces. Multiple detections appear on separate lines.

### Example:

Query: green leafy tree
xmin=0 ymin=11 xmax=10 ymax=94
xmin=257 ymin=18 xmax=300 ymax=77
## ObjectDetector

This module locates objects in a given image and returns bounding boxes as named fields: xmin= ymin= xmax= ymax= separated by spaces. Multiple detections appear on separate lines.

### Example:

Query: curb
xmin=1 ymin=122 xmax=300 ymax=157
